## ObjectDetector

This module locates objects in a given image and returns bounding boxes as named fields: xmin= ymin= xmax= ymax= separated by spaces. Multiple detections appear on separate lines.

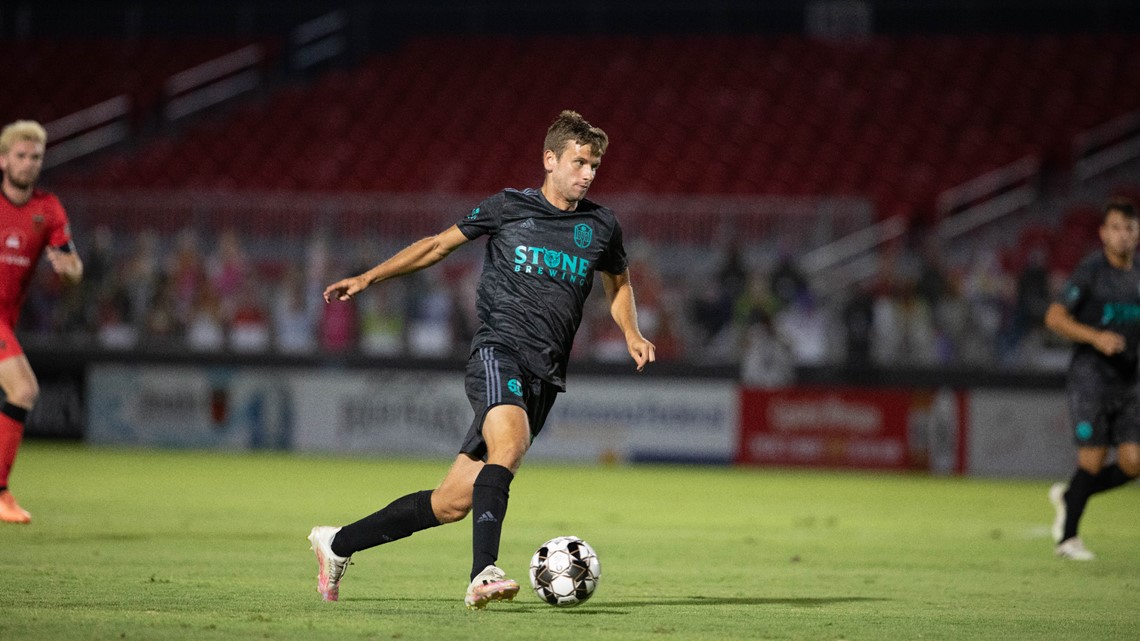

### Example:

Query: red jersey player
xmin=0 ymin=120 xmax=83 ymax=523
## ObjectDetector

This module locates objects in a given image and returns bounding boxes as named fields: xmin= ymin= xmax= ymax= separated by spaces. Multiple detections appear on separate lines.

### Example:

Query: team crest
xmin=574 ymin=223 xmax=593 ymax=248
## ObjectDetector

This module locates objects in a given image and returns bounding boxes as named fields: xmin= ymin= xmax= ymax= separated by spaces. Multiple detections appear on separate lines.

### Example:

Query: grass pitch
xmin=1 ymin=442 xmax=1137 ymax=641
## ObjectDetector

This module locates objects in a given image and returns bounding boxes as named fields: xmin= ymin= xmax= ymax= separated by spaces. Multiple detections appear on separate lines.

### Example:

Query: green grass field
xmin=1 ymin=442 xmax=1137 ymax=641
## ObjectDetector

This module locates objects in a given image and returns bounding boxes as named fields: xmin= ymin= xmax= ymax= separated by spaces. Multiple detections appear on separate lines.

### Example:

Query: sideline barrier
xmin=70 ymin=359 xmax=1077 ymax=478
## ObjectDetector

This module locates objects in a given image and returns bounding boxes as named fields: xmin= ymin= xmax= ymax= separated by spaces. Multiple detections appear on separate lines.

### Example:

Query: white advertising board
xmin=87 ymin=363 xmax=292 ymax=449
xmin=87 ymin=364 xmax=738 ymax=464
xmin=290 ymin=370 xmax=471 ymax=456
xmin=537 ymin=378 xmax=737 ymax=463
xmin=966 ymin=390 xmax=1074 ymax=478
xmin=291 ymin=372 xmax=737 ymax=463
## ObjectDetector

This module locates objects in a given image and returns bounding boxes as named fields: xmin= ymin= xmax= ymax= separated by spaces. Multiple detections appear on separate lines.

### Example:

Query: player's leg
xmin=1051 ymin=445 xmax=1106 ymax=560
xmin=472 ymin=404 xmax=529 ymax=572
xmin=1116 ymin=442 xmax=1140 ymax=477
xmin=464 ymin=404 xmax=528 ymax=609
xmin=308 ymin=481 xmax=446 ymax=602
xmin=308 ymin=454 xmax=482 ymax=602
xmin=1085 ymin=393 xmax=1140 ymax=491
xmin=0 ymin=347 xmax=38 ymax=525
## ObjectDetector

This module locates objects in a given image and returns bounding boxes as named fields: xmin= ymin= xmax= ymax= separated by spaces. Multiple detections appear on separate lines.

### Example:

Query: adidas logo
xmin=476 ymin=511 xmax=498 ymax=524
xmin=520 ymin=218 xmax=534 ymax=229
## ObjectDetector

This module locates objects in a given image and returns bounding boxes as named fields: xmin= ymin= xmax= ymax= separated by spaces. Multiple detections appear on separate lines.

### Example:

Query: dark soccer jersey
xmin=0 ymin=189 xmax=72 ymax=325
xmin=1057 ymin=250 xmax=1140 ymax=383
xmin=457 ymin=188 xmax=628 ymax=390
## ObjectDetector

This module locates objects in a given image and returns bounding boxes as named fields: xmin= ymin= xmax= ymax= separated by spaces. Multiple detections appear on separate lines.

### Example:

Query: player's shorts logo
xmin=507 ymin=378 xmax=523 ymax=396
xmin=1075 ymin=420 xmax=1093 ymax=441
xmin=574 ymin=224 xmax=592 ymax=248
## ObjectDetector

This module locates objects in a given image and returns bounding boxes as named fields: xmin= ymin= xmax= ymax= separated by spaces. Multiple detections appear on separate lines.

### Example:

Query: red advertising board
xmin=737 ymin=387 xmax=965 ymax=472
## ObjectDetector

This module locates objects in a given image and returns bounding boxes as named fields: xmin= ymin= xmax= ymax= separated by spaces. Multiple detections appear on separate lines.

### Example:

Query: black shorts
xmin=1066 ymin=377 xmax=1140 ymax=447
xmin=460 ymin=346 xmax=560 ymax=460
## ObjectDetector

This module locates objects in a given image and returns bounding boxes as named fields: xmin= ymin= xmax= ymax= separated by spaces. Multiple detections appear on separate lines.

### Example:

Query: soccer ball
xmin=528 ymin=536 xmax=601 ymax=607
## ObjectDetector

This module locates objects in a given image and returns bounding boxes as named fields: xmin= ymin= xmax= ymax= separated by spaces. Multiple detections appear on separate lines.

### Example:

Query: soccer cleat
xmin=464 ymin=565 xmax=520 ymax=609
xmin=308 ymin=526 xmax=351 ymax=601
xmin=1055 ymin=536 xmax=1096 ymax=561
xmin=1048 ymin=482 xmax=1066 ymax=544
xmin=0 ymin=490 xmax=31 ymax=524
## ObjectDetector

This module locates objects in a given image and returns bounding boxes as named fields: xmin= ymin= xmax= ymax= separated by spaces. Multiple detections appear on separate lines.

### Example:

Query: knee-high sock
xmin=471 ymin=464 xmax=514 ymax=580
xmin=1089 ymin=463 xmax=1136 ymax=494
xmin=0 ymin=403 xmax=29 ymax=490
xmin=331 ymin=489 xmax=440 ymax=557
xmin=1062 ymin=469 xmax=1096 ymax=542
xmin=1063 ymin=464 xmax=1139 ymax=541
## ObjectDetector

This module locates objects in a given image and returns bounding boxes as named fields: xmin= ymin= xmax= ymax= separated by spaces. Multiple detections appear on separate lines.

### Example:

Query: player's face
xmin=0 ymin=140 xmax=45 ymax=190
xmin=544 ymin=141 xmax=601 ymax=208
xmin=1100 ymin=210 xmax=1140 ymax=260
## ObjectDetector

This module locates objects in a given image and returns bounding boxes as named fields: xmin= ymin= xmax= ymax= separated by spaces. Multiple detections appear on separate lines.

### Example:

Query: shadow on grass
xmin=347 ymin=595 xmax=887 ymax=613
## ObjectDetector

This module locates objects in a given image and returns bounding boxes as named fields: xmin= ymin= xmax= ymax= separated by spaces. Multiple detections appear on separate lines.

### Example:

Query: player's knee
xmin=1117 ymin=456 xmax=1140 ymax=478
xmin=431 ymin=488 xmax=471 ymax=524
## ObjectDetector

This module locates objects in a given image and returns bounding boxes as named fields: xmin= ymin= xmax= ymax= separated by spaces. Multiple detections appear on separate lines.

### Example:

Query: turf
xmin=1 ymin=442 xmax=1137 ymax=641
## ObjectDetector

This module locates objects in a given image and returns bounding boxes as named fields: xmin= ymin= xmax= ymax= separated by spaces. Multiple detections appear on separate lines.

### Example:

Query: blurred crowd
xmin=18 ymin=225 xmax=1077 ymax=381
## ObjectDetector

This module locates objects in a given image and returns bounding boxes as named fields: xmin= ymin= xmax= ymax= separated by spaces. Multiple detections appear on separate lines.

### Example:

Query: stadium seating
xmin=2 ymin=37 xmax=280 ymax=126
xmin=48 ymin=33 xmax=1140 ymax=227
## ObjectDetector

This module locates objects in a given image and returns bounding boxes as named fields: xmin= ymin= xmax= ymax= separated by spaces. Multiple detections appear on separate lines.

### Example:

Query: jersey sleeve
xmin=456 ymin=193 xmax=504 ymax=240
xmin=596 ymin=217 xmax=629 ymax=275
xmin=1056 ymin=257 xmax=1096 ymax=314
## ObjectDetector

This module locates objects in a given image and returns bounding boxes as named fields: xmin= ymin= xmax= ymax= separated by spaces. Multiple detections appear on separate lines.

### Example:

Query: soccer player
xmin=0 ymin=120 xmax=84 ymax=523
xmin=309 ymin=111 xmax=655 ymax=607
xmin=1045 ymin=198 xmax=1140 ymax=560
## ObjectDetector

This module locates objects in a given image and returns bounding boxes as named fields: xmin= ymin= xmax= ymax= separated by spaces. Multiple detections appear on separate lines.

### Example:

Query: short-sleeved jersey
xmin=457 ymin=188 xmax=628 ymax=390
xmin=0 ymin=189 xmax=72 ymax=325
xmin=1057 ymin=250 xmax=1140 ymax=384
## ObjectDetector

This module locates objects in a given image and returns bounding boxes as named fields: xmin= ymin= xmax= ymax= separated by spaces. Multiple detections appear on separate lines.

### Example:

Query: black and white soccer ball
xmin=528 ymin=535 xmax=601 ymax=607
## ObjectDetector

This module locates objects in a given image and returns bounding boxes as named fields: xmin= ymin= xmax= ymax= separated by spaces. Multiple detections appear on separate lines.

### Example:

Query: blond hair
xmin=0 ymin=120 xmax=47 ymax=154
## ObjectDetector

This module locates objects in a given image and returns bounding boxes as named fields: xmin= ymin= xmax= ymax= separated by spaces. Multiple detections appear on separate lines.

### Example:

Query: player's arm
xmin=601 ymin=269 xmax=656 ymax=371
xmin=323 ymin=225 xmax=470 ymax=302
xmin=45 ymin=241 xmax=83 ymax=284
xmin=1044 ymin=301 xmax=1125 ymax=356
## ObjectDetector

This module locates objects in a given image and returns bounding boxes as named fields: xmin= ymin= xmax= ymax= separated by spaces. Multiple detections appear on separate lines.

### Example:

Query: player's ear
xmin=543 ymin=148 xmax=557 ymax=172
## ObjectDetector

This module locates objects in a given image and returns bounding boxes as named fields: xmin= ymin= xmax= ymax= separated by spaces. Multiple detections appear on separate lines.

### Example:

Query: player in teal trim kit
xmin=1045 ymin=198 xmax=1140 ymax=560
xmin=309 ymin=110 xmax=655 ymax=606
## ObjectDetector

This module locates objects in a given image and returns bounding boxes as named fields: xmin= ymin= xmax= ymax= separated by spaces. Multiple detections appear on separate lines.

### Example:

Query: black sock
xmin=331 ymin=489 xmax=440 ymax=557
xmin=1089 ymin=463 xmax=1136 ymax=494
xmin=1062 ymin=469 xmax=1096 ymax=542
xmin=1 ymin=402 xmax=29 ymax=422
xmin=470 ymin=464 xmax=514 ymax=580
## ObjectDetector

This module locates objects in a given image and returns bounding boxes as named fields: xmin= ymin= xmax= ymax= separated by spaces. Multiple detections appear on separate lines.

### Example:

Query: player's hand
xmin=1091 ymin=330 xmax=1126 ymax=356
xmin=323 ymin=276 xmax=368 ymax=302
xmin=45 ymin=247 xmax=83 ymax=281
xmin=627 ymin=335 xmax=656 ymax=372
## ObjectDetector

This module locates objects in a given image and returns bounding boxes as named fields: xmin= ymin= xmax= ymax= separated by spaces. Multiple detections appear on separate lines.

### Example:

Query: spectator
xmin=273 ymin=265 xmax=319 ymax=354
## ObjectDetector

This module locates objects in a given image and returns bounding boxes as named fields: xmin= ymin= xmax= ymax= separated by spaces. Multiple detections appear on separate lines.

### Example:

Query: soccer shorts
xmin=1066 ymin=378 xmax=1140 ymax=447
xmin=459 ymin=346 xmax=559 ymax=460
xmin=0 ymin=322 xmax=23 ymax=360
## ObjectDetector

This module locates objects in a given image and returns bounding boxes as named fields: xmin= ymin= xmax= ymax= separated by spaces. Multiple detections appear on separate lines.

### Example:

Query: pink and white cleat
xmin=464 ymin=565 xmax=519 ymax=609
xmin=308 ymin=526 xmax=351 ymax=601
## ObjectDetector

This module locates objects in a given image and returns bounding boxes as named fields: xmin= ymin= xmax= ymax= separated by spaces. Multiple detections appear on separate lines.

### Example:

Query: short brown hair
xmin=0 ymin=120 xmax=47 ymax=154
xmin=1104 ymin=197 xmax=1138 ymax=223
xmin=543 ymin=110 xmax=608 ymax=158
